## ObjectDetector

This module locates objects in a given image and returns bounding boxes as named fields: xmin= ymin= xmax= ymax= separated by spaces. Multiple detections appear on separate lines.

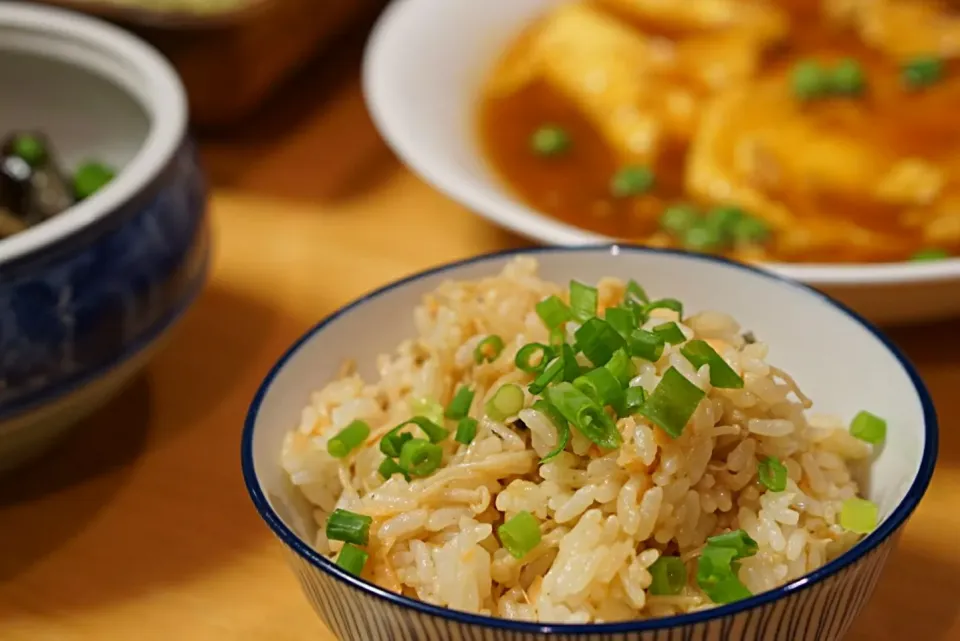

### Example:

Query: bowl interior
xmin=249 ymin=247 xmax=931 ymax=556
xmin=0 ymin=49 xmax=148 ymax=170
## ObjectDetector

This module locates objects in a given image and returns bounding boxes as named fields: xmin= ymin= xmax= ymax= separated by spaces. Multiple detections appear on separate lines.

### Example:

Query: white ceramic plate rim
xmin=0 ymin=2 xmax=187 ymax=265
xmin=362 ymin=0 xmax=960 ymax=287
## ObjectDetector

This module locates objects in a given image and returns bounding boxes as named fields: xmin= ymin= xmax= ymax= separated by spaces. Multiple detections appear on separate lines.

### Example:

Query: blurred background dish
xmin=0 ymin=3 xmax=208 ymax=471
xmin=363 ymin=0 xmax=960 ymax=325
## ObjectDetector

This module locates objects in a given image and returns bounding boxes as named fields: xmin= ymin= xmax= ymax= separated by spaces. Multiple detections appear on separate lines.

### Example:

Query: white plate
xmin=362 ymin=0 xmax=960 ymax=325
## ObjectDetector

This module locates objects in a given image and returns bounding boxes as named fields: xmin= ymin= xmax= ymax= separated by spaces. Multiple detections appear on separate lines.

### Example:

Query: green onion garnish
xmin=485 ymin=383 xmax=525 ymax=421
xmin=574 ymin=317 xmax=626 ymax=366
xmin=445 ymin=386 xmax=475 ymax=420
xmin=639 ymin=367 xmax=706 ymax=438
xmin=604 ymin=348 xmax=637 ymax=387
xmin=628 ymin=329 xmax=665 ymax=362
xmin=498 ymin=511 xmax=542 ymax=559
xmin=840 ymin=497 xmax=878 ymax=534
xmin=910 ymin=248 xmax=950 ymax=261
xmin=791 ymin=59 xmax=828 ymax=100
xmin=849 ymin=410 xmax=886 ymax=444
xmin=625 ymin=280 xmax=650 ymax=304
xmin=549 ymin=326 xmax=566 ymax=347
xmin=610 ymin=166 xmax=655 ymax=198
xmin=474 ymin=335 xmax=505 ymax=364
xmin=902 ymin=56 xmax=943 ymax=90
xmin=454 ymin=417 xmax=478 ymax=445
xmin=326 ymin=509 xmax=373 ymax=546
xmin=682 ymin=223 xmax=724 ymax=252
xmin=545 ymin=382 xmax=622 ymax=449
xmin=515 ymin=343 xmax=555 ymax=374
xmin=731 ymin=214 xmax=770 ymax=245
xmin=9 ymin=133 xmax=47 ymax=168
xmin=574 ymin=366 xmax=626 ymax=416
xmin=706 ymin=529 xmax=759 ymax=560
xmin=624 ymin=386 xmax=647 ymax=414
xmin=411 ymin=397 xmax=444 ymax=424
xmin=380 ymin=417 xmax=449 ymax=457
xmin=378 ymin=457 xmax=410 ymax=481
xmin=696 ymin=545 xmax=752 ymax=604
xmin=336 ymin=543 xmax=369 ymax=576
xmin=644 ymin=298 xmax=683 ymax=318
xmin=73 ymin=161 xmax=116 ymax=200
xmin=680 ymin=340 xmax=744 ymax=389
xmin=536 ymin=295 xmax=573 ymax=329
xmin=829 ymin=58 xmax=866 ymax=96
xmin=648 ymin=556 xmax=686 ymax=595
xmin=758 ymin=456 xmax=787 ymax=492
xmin=570 ymin=280 xmax=598 ymax=321
xmin=659 ymin=203 xmax=700 ymax=236
xmin=398 ymin=438 xmax=444 ymax=477
xmin=652 ymin=322 xmax=686 ymax=345
xmin=533 ymin=399 xmax=570 ymax=462
xmin=529 ymin=356 xmax=564 ymax=395
xmin=561 ymin=343 xmax=582 ymax=382
xmin=605 ymin=306 xmax=638 ymax=338
xmin=531 ymin=125 xmax=571 ymax=157
xmin=327 ymin=420 xmax=371 ymax=458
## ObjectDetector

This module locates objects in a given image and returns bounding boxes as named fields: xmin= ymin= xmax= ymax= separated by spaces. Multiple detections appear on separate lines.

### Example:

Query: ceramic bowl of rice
xmin=242 ymin=245 xmax=937 ymax=641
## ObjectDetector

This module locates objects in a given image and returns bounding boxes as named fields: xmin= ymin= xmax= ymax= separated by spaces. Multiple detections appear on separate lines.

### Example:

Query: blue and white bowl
xmin=0 ymin=3 xmax=208 ymax=471
xmin=242 ymin=246 xmax=937 ymax=641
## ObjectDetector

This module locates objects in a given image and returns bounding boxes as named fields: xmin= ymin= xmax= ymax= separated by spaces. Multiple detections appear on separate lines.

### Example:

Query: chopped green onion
xmin=652 ymin=322 xmax=686 ymax=345
xmin=486 ymin=384 xmax=525 ymax=421
xmin=569 ymin=281 xmax=598 ymax=321
xmin=515 ymin=343 xmax=555 ymax=374
xmin=624 ymin=386 xmax=647 ymax=414
xmin=648 ymin=556 xmax=686 ymax=595
xmin=474 ymin=335 xmax=505 ymax=364
xmin=445 ymin=386 xmax=475 ymax=420
xmin=326 ymin=509 xmax=373 ymax=546
xmin=531 ymin=125 xmax=571 ymax=156
xmin=380 ymin=417 xmax=449 ymax=457
xmin=696 ymin=545 xmax=752 ymax=604
xmin=327 ymin=420 xmax=371 ymax=458
xmin=628 ymin=329 xmax=665 ymax=362
xmin=792 ymin=59 xmax=828 ymax=100
xmin=829 ymin=58 xmax=866 ymax=96
xmin=683 ymin=223 xmax=724 ymax=252
xmin=561 ymin=343 xmax=582 ymax=382
xmin=574 ymin=317 xmax=626 ymax=366
xmin=534 ymin=399 xmax=570 ymax=462
xmin=336 ymin=543 xmax=369 ymax=576
xmin=902 ymin=56 xmax=943 ymax=90
xmin=604 ymin=348 xmax=637 ymax=387
xmin=758 ymin=456 xmax=788 ymax=492
xmin=73 ymin=161 xmax=116 ymax=200
xmin=610 ymin=166 xmax=655 ymax=198
xmin=731 ymin=214 xmax=770 ymax=245
xmin=639 ymin=367 xmax=705 ymax=438
xmin=911 ymin=248 xmax=949 ymax=261
xmin=625 ymin=280 xmax=650 ymax=304
xmin=9 ymin=133 xmax=47 ymax=168
xmin=529 ymin=356 xmax=564 ymax=395
xmin=680 ymin=340 xmax=744 ymax=389
xmin=574 ymin=366 xmax=625 ymax=415
xmin=411 ymin=397 xmax=444 ymax=424
xmin=605 ymin=306 xmax=638 ymax=338
xmin=454 ymin=417 xmax=479 ymax=445
xmin=398 ymin=438 xmax=444 ymax=477
xmin=498 ymin=511 xmax=542 ymax=559
xmin=644 ymin=298 xmax=683 ymax=319
xmin=545 ymin=382 xmax=622 ymax=449
xmin=536 ymin=295 xmax=573 ymax=329
xmin=659 ymin=203 xmax=700 ymax=236
xmin=850 ymin=410 xmax=886 ymax=444
xmin=549 ymin=326 xmax=566 ymax=347
xmin=378 ymin=457 xmax=409 ymax=481
xmin=840 ymin=497 xmax=878 ymax=534
xmin=705 ymin=206 xmax=743 ymax=238
xmin=706 ymin=529 xmax=759 ymax=560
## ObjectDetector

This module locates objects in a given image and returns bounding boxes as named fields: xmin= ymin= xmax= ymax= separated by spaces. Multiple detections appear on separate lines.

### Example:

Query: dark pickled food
xmin=0 ymin=131 xmax=116 ymax=240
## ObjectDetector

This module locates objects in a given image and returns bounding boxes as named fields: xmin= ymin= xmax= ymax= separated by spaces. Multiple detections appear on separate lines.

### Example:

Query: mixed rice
xmin=280 ymin=258 xmax=883 ymax=623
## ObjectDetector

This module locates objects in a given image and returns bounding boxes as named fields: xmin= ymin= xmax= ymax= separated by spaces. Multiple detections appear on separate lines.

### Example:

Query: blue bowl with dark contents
xmin=0 ymin=3 xmax=209 ymax=471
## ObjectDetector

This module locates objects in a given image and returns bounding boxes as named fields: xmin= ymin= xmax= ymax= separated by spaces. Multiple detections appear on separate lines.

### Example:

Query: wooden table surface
xmin=2 ymin=28 xmax=959 ymax=641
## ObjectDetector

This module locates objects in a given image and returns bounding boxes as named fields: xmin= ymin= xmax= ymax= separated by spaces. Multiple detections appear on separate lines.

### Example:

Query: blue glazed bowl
xmin=243 ymin=246 xmax=937 ymax=641
xmin=0 ymin=4 xmax=208 ymax=470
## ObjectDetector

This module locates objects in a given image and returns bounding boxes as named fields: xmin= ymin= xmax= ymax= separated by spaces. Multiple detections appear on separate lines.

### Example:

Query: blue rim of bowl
xmin=241 ymin=244 xmax=939 ymax=635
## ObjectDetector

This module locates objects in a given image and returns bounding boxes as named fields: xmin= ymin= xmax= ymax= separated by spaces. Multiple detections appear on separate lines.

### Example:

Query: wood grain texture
xmin=1 ymin=30 xmax=958 ymax=641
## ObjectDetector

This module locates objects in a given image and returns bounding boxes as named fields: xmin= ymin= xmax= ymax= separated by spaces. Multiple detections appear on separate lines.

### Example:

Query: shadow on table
xmin=847 ymin=541 xmax=960 ymax=641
